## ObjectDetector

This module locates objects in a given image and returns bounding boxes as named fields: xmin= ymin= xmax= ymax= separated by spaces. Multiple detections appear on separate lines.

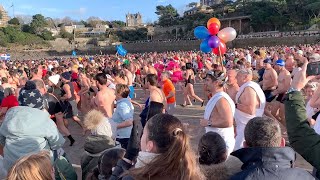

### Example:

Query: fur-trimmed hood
xmin=200 ymin=155 xmax=242 ymax=180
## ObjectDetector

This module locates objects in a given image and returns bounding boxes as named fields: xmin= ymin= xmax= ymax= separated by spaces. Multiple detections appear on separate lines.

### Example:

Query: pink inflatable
xmin=171 ymin=70 xmax=183 ymax=83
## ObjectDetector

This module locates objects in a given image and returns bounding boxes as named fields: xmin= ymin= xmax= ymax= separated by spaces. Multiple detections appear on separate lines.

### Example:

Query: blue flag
xmin=72 ymin=50 xmax=77 ymax=57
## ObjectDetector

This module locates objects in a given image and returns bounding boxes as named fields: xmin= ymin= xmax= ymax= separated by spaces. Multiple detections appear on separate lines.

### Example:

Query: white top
xmin=235 ymin=81 xmax=266 ymax=117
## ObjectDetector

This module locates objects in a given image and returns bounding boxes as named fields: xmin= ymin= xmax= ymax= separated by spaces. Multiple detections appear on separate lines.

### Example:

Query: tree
xmin=30 ymin=14 xmax=47 ymax=35
xmin=87 ymin=16 xmax=102 ymax=27
xmin=155 ymin=4 xmax=180 ymax=27
xmin=8 ymin=18 xmax=20 ymax=25
xmin=59 ymin=29 xmax=73 ymax=40
xmin=41 ymin=30 xmax=55 ymax=40
xmin=80 ymin=20 xmax=90 ymax=27
xmin=111 ymin=21 xmax=126 ymax=28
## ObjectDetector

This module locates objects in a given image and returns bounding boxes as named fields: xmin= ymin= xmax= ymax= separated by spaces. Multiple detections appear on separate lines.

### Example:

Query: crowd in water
xmin=0 ymin=44 xmax=319 ymax=179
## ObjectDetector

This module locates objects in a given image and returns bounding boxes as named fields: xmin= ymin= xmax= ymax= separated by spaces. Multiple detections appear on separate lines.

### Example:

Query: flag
xmin=72 ymin=50 xmax=76 ymax=57
xmin=0 ymin=54 xmax=10 ymax=61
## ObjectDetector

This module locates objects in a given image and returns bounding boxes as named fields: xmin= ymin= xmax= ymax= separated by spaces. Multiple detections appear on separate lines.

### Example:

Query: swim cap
xmin=276 ymin=59 xmax=285 ymax=67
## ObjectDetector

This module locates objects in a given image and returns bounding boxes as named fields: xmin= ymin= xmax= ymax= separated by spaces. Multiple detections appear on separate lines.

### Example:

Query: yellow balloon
xmin=207 ymin=18 xmax=221 ymax=29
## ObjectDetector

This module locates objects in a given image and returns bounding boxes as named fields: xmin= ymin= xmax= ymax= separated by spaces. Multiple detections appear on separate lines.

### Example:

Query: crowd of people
xmin=0 ymin=44 xmax=319 ymax=179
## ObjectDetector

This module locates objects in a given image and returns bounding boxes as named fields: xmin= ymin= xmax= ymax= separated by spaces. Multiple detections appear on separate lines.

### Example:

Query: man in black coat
xmin=230 ymin=116 xmax=315 ymax=180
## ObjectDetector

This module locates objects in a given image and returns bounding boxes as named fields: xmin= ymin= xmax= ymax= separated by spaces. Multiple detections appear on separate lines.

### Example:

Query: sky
xmin=1 ymin=0 xmax=196 ymax=23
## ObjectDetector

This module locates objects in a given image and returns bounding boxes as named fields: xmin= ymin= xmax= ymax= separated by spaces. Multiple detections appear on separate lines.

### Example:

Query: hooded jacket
xmin=230 ymin=147 xmax=315 ymax=180
xmin=81 ymin=135 xmax=115 ymax=180
xmin=0 ymin=106 xmax=65 ymax=171
xmin=285 ymin=91 xmax=320 ymax=178
xmin=200 ymin=155 xmax=242 ymax=180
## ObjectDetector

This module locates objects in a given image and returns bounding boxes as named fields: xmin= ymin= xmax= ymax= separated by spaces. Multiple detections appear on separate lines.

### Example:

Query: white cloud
xmin=64 ymin=7 xmax=87 ymax=15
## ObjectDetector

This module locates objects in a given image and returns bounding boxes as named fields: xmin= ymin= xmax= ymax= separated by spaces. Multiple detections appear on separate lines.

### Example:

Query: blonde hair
xmin=7 ymin=151 xmax=53 ymax=180
xmin=4 ymin=87 xmax=14 ymax=96
xmin=84 ymin=109 xmax=105 ymax=130
xmin=84 ymin=109 xmax=113 ymax=137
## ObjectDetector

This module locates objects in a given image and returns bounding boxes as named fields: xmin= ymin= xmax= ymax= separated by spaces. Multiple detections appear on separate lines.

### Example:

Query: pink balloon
xmin=217 ymin=27 xmax=237 ymax=42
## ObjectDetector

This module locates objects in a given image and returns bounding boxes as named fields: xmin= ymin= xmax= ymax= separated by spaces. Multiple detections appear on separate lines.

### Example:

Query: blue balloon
xmin=194 ymin=26 xmax=210 ymax=40
xmin=200 ymin=39 xmax=212 ymax=53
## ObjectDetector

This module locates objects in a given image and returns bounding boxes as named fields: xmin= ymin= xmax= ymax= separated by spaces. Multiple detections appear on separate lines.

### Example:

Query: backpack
xmin=54 ymin=150 xmax=77 ymax=180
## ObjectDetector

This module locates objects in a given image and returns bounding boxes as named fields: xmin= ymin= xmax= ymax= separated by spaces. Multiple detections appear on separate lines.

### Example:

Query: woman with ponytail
xmin=110 ymin=114 xmax=204 ymax=180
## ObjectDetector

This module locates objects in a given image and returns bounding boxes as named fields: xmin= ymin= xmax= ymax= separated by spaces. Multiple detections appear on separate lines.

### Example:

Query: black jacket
xmin=230 ymin=147 xmax=315 ymax=180
xmin=81 ymin=135 xmax=115 ymax=180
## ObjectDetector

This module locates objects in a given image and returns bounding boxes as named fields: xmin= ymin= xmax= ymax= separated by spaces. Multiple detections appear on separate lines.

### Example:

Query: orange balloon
xmin=207 ymin=18 xmax=221 ymax=29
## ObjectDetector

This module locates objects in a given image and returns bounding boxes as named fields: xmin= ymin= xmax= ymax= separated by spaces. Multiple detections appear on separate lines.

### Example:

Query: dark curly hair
xmin=198 ymin=132 xmax=227 ymax=165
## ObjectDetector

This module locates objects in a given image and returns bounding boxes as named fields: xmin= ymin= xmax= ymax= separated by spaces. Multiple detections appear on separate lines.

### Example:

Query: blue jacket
xmin=230 ymin=147 xmax=315 ymax=180
xmin=0 ymin=106 xmax=65 ymax=171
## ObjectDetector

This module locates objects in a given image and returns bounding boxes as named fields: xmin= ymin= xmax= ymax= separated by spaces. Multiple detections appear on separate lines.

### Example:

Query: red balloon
xmin=213 ymin=40 xmax=227 ymax=55
xmin=208 ymin=23 xmax=220 ymax=35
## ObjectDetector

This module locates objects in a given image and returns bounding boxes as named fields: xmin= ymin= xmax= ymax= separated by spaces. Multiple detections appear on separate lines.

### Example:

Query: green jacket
xmin=285 ymin=91 xmax=320 ymax=178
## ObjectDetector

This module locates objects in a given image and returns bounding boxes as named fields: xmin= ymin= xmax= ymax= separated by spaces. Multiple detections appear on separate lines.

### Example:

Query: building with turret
xmin=126 ymin=13 xmax=142 ymax=27
xmin=200 ymin=0 xmax=222 ymax=6
xmin=0 ymin=5 xmax=9 ymax=27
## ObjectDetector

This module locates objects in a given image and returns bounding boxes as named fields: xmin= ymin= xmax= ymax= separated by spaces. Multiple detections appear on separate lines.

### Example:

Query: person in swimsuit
xmin=145 ymin=74 xmax=167 ymax=122
xmin=181 ymin=63 xmax=204 ymax=107
xmin=271 ymin=59 xmax=291 ymax=126
xmin=77 ymin=69 xmax=90 ymax=114
xmin=60 ymin=72 xmax=85 ymax=133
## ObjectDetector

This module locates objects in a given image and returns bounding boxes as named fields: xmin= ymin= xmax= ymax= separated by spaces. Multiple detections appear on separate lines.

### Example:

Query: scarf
xmin=135 ymin=151 xmax=159 ymax=168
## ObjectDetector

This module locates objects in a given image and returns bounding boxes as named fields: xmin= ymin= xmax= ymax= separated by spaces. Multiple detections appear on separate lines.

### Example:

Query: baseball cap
xmin=61 ymin=72 xmax=71 ymax=81
xmin=297 ymin=50 xmax=303 ymax=55
xmin=263 ymin=58 xmax=272 ymax=64
xmin=276 ymin=59 xmax=285 ymax=67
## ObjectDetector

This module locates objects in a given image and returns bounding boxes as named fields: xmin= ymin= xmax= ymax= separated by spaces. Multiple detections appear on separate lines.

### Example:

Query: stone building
xmin=126 ymin=13 xmax=142 ymax=27
xmin=200 ymin=0 xmax=222 ymax=6
xmin=0 ymin=5 xmax=9 ymax=27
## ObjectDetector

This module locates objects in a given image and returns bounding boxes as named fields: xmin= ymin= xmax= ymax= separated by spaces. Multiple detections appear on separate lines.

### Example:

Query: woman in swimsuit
xmin=77 ymin=69 xmax=91 ymax=114
xmin=181 ymin=63 xmax=204 ymax=107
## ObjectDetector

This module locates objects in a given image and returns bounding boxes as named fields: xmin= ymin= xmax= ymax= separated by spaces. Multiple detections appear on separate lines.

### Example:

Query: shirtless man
xmin=30 ymin=65 xmax=43 ymax=80
xmin=261 ymin=59 xmax=278 ymax=103
xmin=122 ymin=64 xmax=135 ymax=99
xmin=234 ymin=69 xmax=266 ymax=150
xmin=93 ymin=73 xmax=116 ymax=118
xmin=254 ymin=51 xmax=265 ymax=82
xmin=285 ymin=54 xmax=295 ymax=74
xmin=0 ymin=63 xmax=9 ymax=78
xmin=200 ymin=71 xmax=235 ymax=154
xmin=1 ymin=77 xmax=12 ymax=89
xmin=271 ymin=59 xmax=291 ymax=126
xmin=225 ymin=69 xmax=239 ymax=102
xmin=146 ymin=61 xmax=157 ymax=75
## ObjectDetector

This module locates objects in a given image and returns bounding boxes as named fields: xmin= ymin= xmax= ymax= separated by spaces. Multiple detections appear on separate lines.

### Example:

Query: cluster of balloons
xmin=116 ymin=45 xmax=127 ymax=56
xmin=194 ymin=18 xmax=237 ymax=55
